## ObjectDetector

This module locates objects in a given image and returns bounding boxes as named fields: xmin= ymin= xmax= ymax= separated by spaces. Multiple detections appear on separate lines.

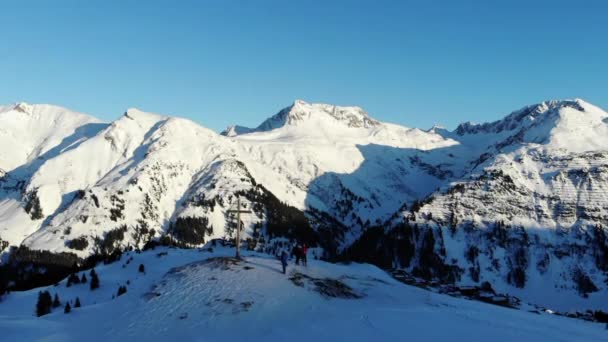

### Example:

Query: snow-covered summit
xmin=222 ymin=99 xmax=380 ymax=136
xmin=122 ymin=107 xmax=166 ymax=123
xmin=454 ymin=99 xmax=594 ymax=136
xmin=280 ymin=99 xmax=379 ymax=128
xmin=0 ymin=103 xmax=101 ymax=172
xmin=447 ymin=98 xmax=608 ymax=155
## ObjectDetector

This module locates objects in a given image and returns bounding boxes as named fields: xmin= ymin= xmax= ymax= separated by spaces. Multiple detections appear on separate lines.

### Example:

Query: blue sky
xmin=0 ymin=0 xmax=606 ymax=131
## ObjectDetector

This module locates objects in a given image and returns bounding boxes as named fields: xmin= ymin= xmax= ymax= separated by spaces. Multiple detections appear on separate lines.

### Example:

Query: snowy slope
xmin=0 ymin=103 xmax=102 ymax=173
xmin=20 ymin=110 xmax=239 ymax=256
xmin=0 ymin=103 xmax=103 ymax=246
xmin=0 ymin=247 xmax=605 ymax=342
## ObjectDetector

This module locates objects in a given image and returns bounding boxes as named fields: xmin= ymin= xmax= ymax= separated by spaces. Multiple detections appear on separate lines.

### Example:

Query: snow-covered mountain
xmin=348 ymin=99 xmax=608 ymax=311
xmin=0 ymin=99 xmax=455 ymax=254
xmin=1 ymin=98 xmax=608 ymax=312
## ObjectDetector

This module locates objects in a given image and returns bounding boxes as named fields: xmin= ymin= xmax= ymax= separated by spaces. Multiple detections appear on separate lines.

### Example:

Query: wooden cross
xmin=226 ymin=195 xmax=252 ymax=259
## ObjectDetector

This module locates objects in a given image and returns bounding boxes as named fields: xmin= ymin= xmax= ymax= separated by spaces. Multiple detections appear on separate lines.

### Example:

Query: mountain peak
xmin=13 ymin=102 xmax=32 ymax=114
xmin=266 ymin=100 xmax=380 ymax=132
xmin=222 ymin=100 xmax=381 ymax=136
xmin=284 ymin=99 xmax=378 ymax=127
xmin=123 ymin=108 xmax=165 ymax=123
xmin=454 ymin=99 xmax=593 ymax=136
xmin=221 ymin=125 xmax=254 ymax=137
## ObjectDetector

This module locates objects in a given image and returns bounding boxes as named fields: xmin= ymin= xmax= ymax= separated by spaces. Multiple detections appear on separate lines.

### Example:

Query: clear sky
xmin=0 ymin=0 xmax=606 ymax=132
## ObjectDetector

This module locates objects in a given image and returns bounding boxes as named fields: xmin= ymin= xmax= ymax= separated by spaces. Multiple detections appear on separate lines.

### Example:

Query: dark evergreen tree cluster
xmin=67 ymin=236 xmax=89 ymax=250
xmin=505 ymin=228 xmax=529 ymax=288
xmin=235 ymin=185 xmax=318 ymax=246
xmin=171 ymin=216 xmax=211 ymax=245
xmin=189 ymin=193 xmax=217 ymax=210
xmin=138 ymin=264 xmax=145 ymax=273
xmin=140 ymin=193 xmax=159 ymax=221
xmin=573 ymin=268 xmax=598 ymax=297
xmin=343 ymin=222 xmax=460 ymax=284
xmin=593 ymin=310 xmax=608 ymax=323
xmin=591 ymin=225 xmax=608 ymax=271
xmin=506 ymin=248 xmax=527 ymax=288
xmin=465 ymin=245 xmax=481 ymax=282
xmin=333 ymin=186 xmax=364 ymax=219
xmin=1 ymin=246 xmax=80 ymax=293
xmin=109 ymin=194 xmax=125 ymax=221
xmin=414 ymin=229 xmax=444 ymax=280
xmin=52 ymin=293 xmax=61 ymax=308
xmin=90 ymin=269 xmax=100 ymax=290
xmin=490 ymin=221 xmax=508 ymax=247
xmin=131 ymin=219 xmax=156 ymax=247
xmin=36 ymin=291 xmax=53 ymax=317
xmin=66 ymin=273 xmax=80 ymax=287
xmin=94 ymin=225 xmax=128 ymax=255
xmin=24 ymin=189 xmax=44 ymax=220
xmin=342 ymin=222 xmax=415 ymax=269
xmin=307 ymin=207 xmax=349 ymax=259
xmin=90 ymin=193 xmax=100 ymax=208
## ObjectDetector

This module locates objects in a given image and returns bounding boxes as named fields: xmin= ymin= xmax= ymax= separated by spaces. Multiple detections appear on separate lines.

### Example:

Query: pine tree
xmin=74 ymin=297 xmax=81 ymax=308
xmin=25 ymin=190 xmax=44 ymax=220
xmin=80 ymin=274 xmax=87 ymax=283
xmin=36 ymin=291 xmax=52 ymax=317
xmin=138 ymin=264 xmax=145 ymax=273
xmin=64 ymin=302 xmax=71 ymax=314
xmin=90 ymin=269 xmax=100 ymax=290
xmin=117 ymin=285 xmax=127 ymax=297
xmin=52 ymin=293 xmax=61 ymax=308
xmin=67 ymin=273 xmax=80 ymax=285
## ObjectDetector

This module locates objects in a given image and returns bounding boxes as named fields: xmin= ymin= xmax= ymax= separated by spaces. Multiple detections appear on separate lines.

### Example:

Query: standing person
xmin=302 ymin=244 xmax=308 ymax=267
xmin=292 ymin=244 xmax=302 ymax=265
xmin=280 ymin=250 xmax=289 ymax=274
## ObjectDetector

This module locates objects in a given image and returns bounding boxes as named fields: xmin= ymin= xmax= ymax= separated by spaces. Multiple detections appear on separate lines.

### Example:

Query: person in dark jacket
xmin=302 ymin=244 xmax=308 ymax=267
xmin=292 ymin=244 xmax=302 ymax=265
xmin=281 ymin=250 xmax=289 ymax=274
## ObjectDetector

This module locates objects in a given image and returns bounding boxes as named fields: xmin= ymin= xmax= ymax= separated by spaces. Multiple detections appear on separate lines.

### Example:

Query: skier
xmin=281 ymin=250 xmax=289 ymax=274
xmin=302 ymin=244 xmax=308 ymax=267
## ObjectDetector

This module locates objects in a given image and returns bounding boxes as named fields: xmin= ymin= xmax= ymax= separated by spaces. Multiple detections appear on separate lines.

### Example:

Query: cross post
xmin=226 ymin=195 xmax=252 ymax=259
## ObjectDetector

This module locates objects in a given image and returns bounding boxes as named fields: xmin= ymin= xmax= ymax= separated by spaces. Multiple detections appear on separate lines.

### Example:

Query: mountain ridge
xmin=1 ymin=98 xmax=608 ymax=312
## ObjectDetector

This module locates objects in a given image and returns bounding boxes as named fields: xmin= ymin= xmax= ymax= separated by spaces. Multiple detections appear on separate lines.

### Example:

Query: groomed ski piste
xmin=0 ymin=245 xmax=605 ymax=341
